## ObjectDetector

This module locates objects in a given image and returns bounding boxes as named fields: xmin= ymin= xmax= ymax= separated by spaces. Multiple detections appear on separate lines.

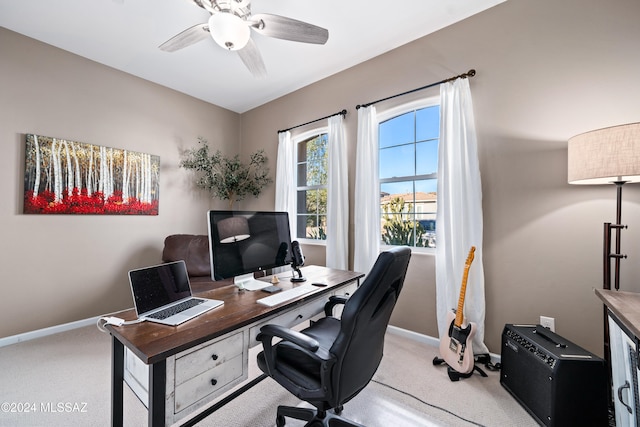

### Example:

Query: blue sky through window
xmin=379 ymin=105 xmax=439 ymax=195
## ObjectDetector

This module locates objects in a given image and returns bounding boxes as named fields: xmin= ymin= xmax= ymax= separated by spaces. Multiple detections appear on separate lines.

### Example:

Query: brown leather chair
xmin=162 ymin=234 xmax=213 ymax=284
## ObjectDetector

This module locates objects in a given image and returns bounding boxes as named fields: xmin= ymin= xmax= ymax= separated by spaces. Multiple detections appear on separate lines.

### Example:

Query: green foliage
xmin=180 ymin=137 xmax=272 ymax=208
xmin=381 ymin=197 xmax=427 ymax=247
xmin=307 ymin=225 xmax=327 ymax=240
xmin=299 ymin=134 xmax=328 ymax=240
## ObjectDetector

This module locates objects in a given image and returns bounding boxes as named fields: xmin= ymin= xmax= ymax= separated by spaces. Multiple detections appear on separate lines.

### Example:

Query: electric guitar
xmin=439 ymin=246 xmax=477 ymax=374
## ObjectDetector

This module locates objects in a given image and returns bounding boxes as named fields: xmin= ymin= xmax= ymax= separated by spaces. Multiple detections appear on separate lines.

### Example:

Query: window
xmin=379 ymin=99 xmax=440 ymax=248
xmin=295 ymin=130 xmax=328 ymax=241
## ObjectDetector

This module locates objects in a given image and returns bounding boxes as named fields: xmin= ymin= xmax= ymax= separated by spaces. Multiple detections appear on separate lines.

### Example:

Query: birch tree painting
xmin=23 ymin=134 xmax=160 ymax=215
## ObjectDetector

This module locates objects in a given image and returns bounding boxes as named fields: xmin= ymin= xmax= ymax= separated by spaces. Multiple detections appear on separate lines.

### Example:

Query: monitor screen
xmin=207 ymin=210 xmax=293 ymax=280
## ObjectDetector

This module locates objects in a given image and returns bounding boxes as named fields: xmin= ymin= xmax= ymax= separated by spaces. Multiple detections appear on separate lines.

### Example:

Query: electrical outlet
xmin=540 ymin=316 xmax=555 ymax=332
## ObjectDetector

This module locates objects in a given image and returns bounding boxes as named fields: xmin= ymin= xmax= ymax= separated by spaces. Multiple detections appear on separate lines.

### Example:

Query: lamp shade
xmin=568 ymin=122 xmax=640 ymax=185
xmin=208 ymin=12 xmax=250 ymax=51
xmin=217 ymin=217 xmax=250 ymax=243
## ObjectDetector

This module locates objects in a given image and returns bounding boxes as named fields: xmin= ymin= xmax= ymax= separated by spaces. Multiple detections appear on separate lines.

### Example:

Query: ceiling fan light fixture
xmin=208 ymin=12 xmax=250 ymax=51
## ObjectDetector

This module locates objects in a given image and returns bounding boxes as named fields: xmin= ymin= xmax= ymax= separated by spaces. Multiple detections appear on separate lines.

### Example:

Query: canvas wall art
xmin=23 ymin=134 xmax=160 ymax=215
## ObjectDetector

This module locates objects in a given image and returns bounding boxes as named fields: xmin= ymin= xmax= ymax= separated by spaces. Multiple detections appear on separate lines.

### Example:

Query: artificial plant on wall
xmin=180 ymin=137 xmax=272 ymax=209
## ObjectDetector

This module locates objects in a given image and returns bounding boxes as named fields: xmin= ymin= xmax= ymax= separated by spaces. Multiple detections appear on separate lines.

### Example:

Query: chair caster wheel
xmin=276 ymin=415 xmax=286 ymax=427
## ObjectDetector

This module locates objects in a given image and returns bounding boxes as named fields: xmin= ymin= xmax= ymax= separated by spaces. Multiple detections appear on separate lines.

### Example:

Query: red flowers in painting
xmin=24 ymin=188 xmax=159 ymax=215
xmin=23 ymin=134 xmax=160 ymax=215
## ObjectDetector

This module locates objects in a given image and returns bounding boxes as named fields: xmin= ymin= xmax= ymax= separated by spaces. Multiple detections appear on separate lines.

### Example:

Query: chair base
xmin=276 ymin=405 xmax=365 ymax=427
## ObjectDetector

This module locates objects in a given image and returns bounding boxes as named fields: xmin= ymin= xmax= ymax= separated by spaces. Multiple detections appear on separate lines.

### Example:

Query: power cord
xmin=96 ymin=316 xmax=144 ymax=333
xmin=371 ymin=379 xmax=487 ymax=427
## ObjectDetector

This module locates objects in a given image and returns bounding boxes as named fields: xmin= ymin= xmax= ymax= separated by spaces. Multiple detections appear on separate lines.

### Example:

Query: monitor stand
xmin=234 ymin=273 xmax=271 ymax=291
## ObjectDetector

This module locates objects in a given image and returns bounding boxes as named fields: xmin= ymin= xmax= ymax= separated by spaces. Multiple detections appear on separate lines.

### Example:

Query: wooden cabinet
xmin=596 ymin=290 xmax=640 ymax=426
xmin=608 ymin=315 xmax=640 ymax=426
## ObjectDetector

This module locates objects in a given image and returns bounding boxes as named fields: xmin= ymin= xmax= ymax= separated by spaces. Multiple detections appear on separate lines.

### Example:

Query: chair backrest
xmin=329 ymin=246 xmax=412 ymax=404
xmin=162 ymin=234 xmax=211 ymax=277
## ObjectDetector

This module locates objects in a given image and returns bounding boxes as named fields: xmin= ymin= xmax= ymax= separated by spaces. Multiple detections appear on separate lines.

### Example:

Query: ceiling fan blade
xmin=237 ymin=38 xmax=267 ymax=78
xmin=250 ymin=13 xmax=329 ymax=45
xmin=159 ymin=23 xmax=210 ymax=52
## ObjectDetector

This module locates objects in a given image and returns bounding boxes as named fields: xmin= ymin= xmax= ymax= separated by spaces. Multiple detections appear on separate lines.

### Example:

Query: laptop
xmin=128 ymin=260 xmax=223 ymax=326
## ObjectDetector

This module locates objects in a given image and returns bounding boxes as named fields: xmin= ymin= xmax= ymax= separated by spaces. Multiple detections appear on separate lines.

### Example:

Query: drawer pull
xmin=211 ymin=379 xmax=218 ymax=386
xmin=618 ymin=381 xmax=633 ymax=414
xmin=296 ymin=314 xmax=303 ymax=320
xmin=211 ymin=354 xmax=219 ymax=361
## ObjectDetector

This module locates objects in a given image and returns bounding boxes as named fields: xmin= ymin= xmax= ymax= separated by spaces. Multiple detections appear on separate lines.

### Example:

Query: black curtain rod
xmin=355 ymin=69 xmax=476 ymax=110
xmin=278 ymin=109 xmax=348 ymax=134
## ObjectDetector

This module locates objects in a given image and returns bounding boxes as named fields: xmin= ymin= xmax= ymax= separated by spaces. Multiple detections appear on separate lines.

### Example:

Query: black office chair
xmin=256 ymin=247 xmax=412 ymax=427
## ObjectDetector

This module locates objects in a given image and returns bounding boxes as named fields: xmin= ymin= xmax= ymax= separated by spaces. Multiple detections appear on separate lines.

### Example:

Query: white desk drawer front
xmin=175 ymin=332 xmax=243 ymax=386
xmin=249 ymin=296 xmax=326 ymax=346
xmin=174 ymin=354 xmax=244 ymax=412
xmin=334 ymin=282 xmax=358 ymax=298
xmin=331 ymin=282 xmax=359 ymax=317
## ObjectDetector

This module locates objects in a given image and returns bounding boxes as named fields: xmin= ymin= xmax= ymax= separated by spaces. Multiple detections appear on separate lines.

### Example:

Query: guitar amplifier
xmin=500 ymin=324 xmax=607 ymax=426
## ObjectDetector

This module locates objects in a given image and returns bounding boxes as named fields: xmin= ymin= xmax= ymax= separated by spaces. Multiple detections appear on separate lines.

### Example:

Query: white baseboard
xmin=0 ymin=316 xmax=102 ymax=348
xmin=387 ymin=325 xmax=501 ymax=364
xmin=387 ymin=324 xmax=440 ymax=347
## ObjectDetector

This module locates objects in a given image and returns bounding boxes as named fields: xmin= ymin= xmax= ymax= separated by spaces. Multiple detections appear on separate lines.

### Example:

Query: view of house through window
xmin=379 ymin=102 xmax=439 ymax=248
xmin=296 ymin=131 xmax=328 ymax=240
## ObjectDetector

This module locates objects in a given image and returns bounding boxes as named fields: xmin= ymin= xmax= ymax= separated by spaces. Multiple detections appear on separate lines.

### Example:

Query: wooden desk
xmin=106 ymin=265 xmax=363 ymax=427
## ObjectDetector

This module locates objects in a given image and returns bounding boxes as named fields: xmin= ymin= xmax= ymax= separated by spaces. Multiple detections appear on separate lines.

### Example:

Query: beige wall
xmin=240 ymin=0 xmax=640 ymax=355
xmin=0 ymin=28 xmax=240 ymax=337
xmin=3 ymin=0 xmax=640 ymax=356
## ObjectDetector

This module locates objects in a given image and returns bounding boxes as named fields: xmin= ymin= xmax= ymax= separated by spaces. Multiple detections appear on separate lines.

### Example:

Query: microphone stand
xmin=291 ymin=262 xmax=306 ymax=282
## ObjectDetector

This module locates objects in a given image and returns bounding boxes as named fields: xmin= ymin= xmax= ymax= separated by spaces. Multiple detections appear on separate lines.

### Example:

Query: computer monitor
xmin=207 ymin=210 xmax=293 ymax=281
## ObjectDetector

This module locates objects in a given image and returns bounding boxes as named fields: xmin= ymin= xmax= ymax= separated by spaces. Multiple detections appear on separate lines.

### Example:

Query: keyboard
xmin=256 ymin=284 xmax=316 ymax=307
xmin=147 ymin=298 xmax=204 ymax=320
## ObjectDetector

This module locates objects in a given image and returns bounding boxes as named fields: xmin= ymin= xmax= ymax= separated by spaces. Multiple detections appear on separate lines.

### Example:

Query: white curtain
xmin=326 ymin=115 xmax=349 ymax=269
xmin=275 ymin=131 xmax=297 ymax=238
xmin=436 ymin=78 xmax=488 ymax=355
xmin=354 ymin=106 xmax=380 ymax=275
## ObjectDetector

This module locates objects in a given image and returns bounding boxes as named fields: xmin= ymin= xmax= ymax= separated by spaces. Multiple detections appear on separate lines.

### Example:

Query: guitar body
xmin=440 ymin=310 xmax=477 ymax=374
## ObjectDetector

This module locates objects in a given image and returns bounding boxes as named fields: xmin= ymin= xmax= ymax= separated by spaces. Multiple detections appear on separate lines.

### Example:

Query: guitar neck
xmin=454 ymin=246 xmax=475 ymax=328
xmin=454 ymin=266 xmax=470 ymax=327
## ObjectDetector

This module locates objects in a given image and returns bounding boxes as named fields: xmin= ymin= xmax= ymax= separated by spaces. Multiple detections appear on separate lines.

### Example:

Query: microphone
xmin=290 ymin=241 xmax=306 ymax=282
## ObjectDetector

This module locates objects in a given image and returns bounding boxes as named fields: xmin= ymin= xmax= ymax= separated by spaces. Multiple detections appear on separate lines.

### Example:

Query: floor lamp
xmin=568 ymin=122 xmax=640 ymax=404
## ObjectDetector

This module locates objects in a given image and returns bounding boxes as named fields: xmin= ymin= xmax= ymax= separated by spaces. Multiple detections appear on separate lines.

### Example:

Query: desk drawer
xmin=332 ymin=282 xmax=359 ymax=317
xmin=174 ymin=332 xmax=243 ymax=386
xmin=174 ymin=354 xmax=244 ymax=412
xmin=249 ymin=297 xmax=326 ymax=346
xmin=334 ymin=281 xmax=358 ymax=298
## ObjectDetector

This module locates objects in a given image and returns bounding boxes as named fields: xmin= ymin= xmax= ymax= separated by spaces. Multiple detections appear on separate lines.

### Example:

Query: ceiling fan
xmin=159 ymin=0 xmax=329 ymax=78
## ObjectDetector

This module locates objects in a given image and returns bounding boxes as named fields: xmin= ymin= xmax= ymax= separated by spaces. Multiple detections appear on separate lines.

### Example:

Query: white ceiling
xmin=0 ymin=0 xmax=505 ymax=113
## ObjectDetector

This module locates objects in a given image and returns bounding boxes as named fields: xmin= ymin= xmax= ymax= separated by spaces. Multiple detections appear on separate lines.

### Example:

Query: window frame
xmin=293 ymin=127 xmax=329 ymax=246
xmin=377 ymin=96 xmax=440 ymax=253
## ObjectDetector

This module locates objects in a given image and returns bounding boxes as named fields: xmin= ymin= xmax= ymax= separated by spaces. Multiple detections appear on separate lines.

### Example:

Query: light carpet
xmin=0 ymin=324 xmax=536 ymax=426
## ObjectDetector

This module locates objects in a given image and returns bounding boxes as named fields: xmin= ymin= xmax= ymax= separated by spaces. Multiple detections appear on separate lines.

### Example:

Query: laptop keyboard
xmin=147 ymin=299 xmax=204 ymax=320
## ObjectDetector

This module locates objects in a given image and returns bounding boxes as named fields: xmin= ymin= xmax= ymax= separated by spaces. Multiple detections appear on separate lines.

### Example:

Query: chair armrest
xmin=324 ymin=295 xmax=349 ymax=316
xmin=257 ymin=324 xmax=319 ymax=352
xmin=257 ymin=324 xmax=328 ymax=378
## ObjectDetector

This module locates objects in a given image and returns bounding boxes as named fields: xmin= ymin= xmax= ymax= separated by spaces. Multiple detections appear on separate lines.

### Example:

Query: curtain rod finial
xmin=467 ymin=69 xmax=476 ymax=77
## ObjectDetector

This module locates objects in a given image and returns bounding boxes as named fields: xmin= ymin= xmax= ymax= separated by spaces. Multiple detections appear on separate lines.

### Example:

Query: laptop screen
xmin=129 ymin=261 xmax=192 ymax=315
